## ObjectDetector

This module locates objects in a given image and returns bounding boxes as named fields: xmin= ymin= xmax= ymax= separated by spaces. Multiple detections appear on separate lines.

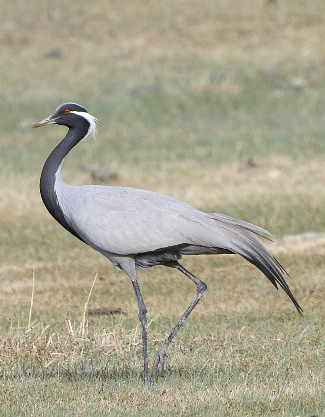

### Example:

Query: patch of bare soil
xmin=268 ymin=232 xmax=325 ymax=255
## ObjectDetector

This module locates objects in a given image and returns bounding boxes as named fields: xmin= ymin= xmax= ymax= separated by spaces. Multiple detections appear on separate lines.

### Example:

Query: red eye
xmin=64 ymin=108 xmax=70 ymax=114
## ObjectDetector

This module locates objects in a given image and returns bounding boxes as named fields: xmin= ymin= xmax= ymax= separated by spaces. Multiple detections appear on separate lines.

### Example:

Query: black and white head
xmin=33 ymin=102 xmax=97 ymax=138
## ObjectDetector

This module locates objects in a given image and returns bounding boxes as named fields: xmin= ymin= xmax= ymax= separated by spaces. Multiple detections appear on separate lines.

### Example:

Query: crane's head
xmin=33 ymin=102 xmax=97 ymax=138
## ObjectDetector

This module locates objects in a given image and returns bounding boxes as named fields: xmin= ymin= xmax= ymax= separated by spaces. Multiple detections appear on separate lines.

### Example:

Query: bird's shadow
xmin=0 ymin=364 xmax=215 ymax=384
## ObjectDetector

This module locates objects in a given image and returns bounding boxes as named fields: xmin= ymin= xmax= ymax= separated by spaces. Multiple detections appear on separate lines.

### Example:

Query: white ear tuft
xmin=71 ymin=111 xmax=98 ymax=138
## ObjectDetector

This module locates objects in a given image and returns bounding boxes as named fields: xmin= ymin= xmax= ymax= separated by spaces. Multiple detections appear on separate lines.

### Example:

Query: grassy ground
xmin=0 ymin=1 xmax=325 ymax=415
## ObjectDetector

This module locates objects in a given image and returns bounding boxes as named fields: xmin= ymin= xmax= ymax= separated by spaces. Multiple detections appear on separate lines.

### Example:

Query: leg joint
xmin=198 ymin=281 xmax=207 ymax=293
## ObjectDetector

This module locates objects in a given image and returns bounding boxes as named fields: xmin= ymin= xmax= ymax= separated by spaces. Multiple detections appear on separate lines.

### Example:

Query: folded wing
xmin=64 ymin=184 xmax=302 ymax=313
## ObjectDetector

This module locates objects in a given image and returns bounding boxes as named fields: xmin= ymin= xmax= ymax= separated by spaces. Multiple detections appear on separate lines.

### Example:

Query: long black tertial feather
xmin=241 ymin=249 xmax=302 ymax=315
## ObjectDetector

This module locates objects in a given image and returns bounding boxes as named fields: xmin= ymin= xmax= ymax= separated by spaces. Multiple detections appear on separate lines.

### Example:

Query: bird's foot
xmin=152 ymin=345 xmax=168 ymax=381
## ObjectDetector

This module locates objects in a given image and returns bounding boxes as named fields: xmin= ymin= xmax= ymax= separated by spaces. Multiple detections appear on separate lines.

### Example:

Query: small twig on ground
xmin=27 ymin=267 xmax=35 ymax=332
xmin=87 ymin=307 xmax=124 ymax=316
xmin=81 ymin=273 xmax=98 ymax=338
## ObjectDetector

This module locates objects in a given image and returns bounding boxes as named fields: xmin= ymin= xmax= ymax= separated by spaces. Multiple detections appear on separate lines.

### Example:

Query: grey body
xmin=60 ymin=182 xmax=270 ymax=265
xmin=56 ymin=179 xmax=299 ymax=307
xmin=34 ymin=102 xmax=302 ymax=387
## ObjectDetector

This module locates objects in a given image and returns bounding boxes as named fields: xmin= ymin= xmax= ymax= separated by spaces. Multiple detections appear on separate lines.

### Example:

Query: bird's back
xmin=59 ymin=183 xmax=205 ymax=253
xmin=58 ymin=183 xmax=270 ymax=257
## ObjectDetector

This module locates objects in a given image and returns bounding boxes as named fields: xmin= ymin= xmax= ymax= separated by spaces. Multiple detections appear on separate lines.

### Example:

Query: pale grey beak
xmin=32 ymin=115 xmax=56 ymax=128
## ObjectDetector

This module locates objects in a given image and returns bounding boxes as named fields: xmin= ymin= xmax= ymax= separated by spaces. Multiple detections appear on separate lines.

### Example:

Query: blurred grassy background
xmin=0 ymin=1 xmax=324 ymax=416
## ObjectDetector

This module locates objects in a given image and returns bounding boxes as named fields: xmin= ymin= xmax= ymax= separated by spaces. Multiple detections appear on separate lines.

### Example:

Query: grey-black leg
xmin=152 ymin=261 xmax=207 ymax=381
xmin=130 ymin=278 xmax=149 ymax=387
xmin=120 ymin=258 xmax=149 ymax=388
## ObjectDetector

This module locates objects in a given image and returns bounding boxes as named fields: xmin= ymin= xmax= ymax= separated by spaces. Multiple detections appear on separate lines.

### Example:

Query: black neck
xmin=40 ymin=121 xmax=89 ymax=241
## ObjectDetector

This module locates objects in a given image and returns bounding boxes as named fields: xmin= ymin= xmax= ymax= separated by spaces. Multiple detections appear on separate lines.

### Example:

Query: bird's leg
xmin=125 ymin=265 xmax=149 ymax=388
xmin=152 ymin=261 xmax=207 ymax=381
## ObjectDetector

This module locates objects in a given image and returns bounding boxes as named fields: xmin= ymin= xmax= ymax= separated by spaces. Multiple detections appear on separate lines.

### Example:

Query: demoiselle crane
xmin=33 ymin=102 xmax=302 ymax=387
